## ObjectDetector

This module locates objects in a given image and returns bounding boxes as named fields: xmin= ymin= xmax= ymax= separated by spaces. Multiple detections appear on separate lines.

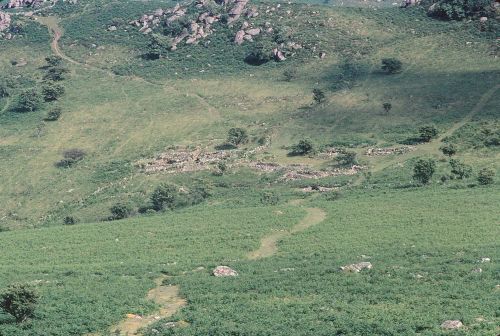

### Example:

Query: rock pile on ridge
xmin=1 ymin=0 xmax=45 ymax=9
xmin=212 ymin=266 xmax=238 ymax=277
xmin=0 ymin=11 xmax=12 ymax=39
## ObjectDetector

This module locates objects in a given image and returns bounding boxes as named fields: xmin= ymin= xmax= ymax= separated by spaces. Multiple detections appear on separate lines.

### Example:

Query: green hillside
xmin=0 ymin=0 xmax=498 ymax=334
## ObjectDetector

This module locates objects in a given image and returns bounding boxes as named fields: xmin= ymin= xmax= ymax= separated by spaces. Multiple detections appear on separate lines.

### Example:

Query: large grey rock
xmin=440 ymin=320 xmax=463 ymax=329
xmin=212 ymin=266 xmax=238 ymax=277
xmin=0 ymin=11 xmax=11 ymax=32
xmin=340 ymin=262 xmax=373 ymax=273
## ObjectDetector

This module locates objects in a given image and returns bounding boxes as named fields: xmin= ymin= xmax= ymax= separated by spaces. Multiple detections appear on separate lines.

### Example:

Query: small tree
xmin=440 ymin=143 xmax=457 ymax=157
xmin=16 ymin=89 xmax=43 ymax=113
xmin=109 ymin=203 xmax=133 ymax=220
xmin=0 ymin=283 xmax=39 ymax=323
xmin=151 ymin=184 xmax=179 ymax=211
xmin=449 ymin=159 xmax=472 ymax=179
xmin=381 ymin=58 xmax=402 ymax=74
xmin=290 ymin=138 xmax=315 ymax=155
xmin=283 ymin=68 xmax=297 ymax=82
xmin=42 ymin=82 xmax=65 ymax=101
xmin=227 ymin=128 xmax=248 ymax=146
xmin=413 ymin=158 xmax=436 ymax=184
xmin=45 ymin=55 xmax=63 ymax=67
xmin=419 ymin=125 xmax=439 ymax=142
xmin=383 ymin=102 xmax=392 ymax=113
xmin=45 ymin=107 xmax=62 ymax=121
xmin=312 ymin=88 xmax=326 ymax=104
xmin=477 ymin=167 xmax=495 ymax=185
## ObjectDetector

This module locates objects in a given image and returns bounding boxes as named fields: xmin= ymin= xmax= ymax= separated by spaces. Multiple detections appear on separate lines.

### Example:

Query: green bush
xmin=381 ymin=58 xmax=402 ymax=74
xmin=419 ymin=125 xmax=439 ymax=142
xmin=56 ymin=149 xmax=86 ymax=168
xmin=0 ymin=83 xmax=9 ymax=98
xmin=312 ymin=88 xmax=326 ymax=104
xmin=449 ymin=159 xmax=472 ymax=179
xmin=45 ymin=55 xmax=63 ymax=67
xmin=337 ymin=151 xmax=358 ymax=167
xmin=45 ymin=107 xmax=62 ymax=121
xmin=43 ymin=67 xmax=70 ymax=81
xmin=477 ymin=167 xmax=495 ymax=185
xmin=428 ymin=0 xmax=493 ymax=20
xmin=440 ymin=143 xmax=457 ymax=156
xmin=42 ymin=82 xmax=65 ymax=101
xmin=109 ymin=203 xmax=133 ymax=220
xmin=151 ymin=184 xmax=180 ymax=211
xmin=16 ymin=89 xmax=43 ymax=113
xmin=413 ymin=158 xmax=436 ymax=184
xmin=63 ymin=216 xmax=77 ymax=225
xmin=290 ymin=138 xmax=315 ymax=156
xmin=0 ymin=283 xmax=39 ymax=323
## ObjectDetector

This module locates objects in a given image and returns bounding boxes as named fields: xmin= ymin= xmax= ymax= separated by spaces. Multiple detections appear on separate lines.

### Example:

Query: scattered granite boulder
xmin=440 ymin=320 xmax=463 ymax=330
xmin=213 ymin=266 xmax=238 ymax=277
xmin=272 ymin=48 xmax=286 ymax=61
xmin=480 ymin=257 xmax=491 ymax=263
xmin=340 ymin=262 xmax=372 ymax=273
xmin=0 ymin=11 xmax=11 ymax=32
xmin=2 ymin=0 xmax=44 ymax=9
xmin=234 ymin=30 xmax=245 ymax=44
xmin=246 ymin=28 xmax=260 ymax=36
xmin=227 ymin=0 xmax=250 ymax=24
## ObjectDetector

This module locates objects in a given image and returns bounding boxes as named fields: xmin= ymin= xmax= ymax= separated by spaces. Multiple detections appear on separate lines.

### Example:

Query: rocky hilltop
xmin=126 ymin=0 xmax=312 ymax=62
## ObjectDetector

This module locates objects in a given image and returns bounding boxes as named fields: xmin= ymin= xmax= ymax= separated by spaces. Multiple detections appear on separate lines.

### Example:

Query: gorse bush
xmin=312 ymin=88 xmax=326 ymax=104
xmin=419 ymin=125 xmax=439 ymax=142
xmin=109 ymin=203 xmax=133 ymax=220
xmin=16 ymin=89 xmax=43 ymax=113
xmin=42 ymin=82 xmax=65 ymax=101
xmin=151 ymin=184 xmax=180 ymax=211
xmin=0 ymin=283 xmax=39 ymax=323
xmin=427 ymin=0 xmax=493 ymax=20
xmin=381 ymin=58 xmax=402 ymax=74
xmin=45 ymin=55 xmax=63 ymax=67
xmin=56 ymin=149 xmax=86 ymax=168
xmin=440 ymin=143 xmax=457 ymax=156
xmin=260 ymin=191 xmax=280 ymax=205
xmin=290 ymin=138 xmax=315 ymax=156
xmin=477 ymin=167 xmax=495 ymax=185
xmin=45 ymin=107 xmax=62 ymax=121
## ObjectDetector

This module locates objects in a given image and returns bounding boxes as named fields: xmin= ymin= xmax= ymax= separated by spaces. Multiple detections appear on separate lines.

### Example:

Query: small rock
xmin=108 ymin=25 xmax=117 ymax=31
xmin=340 ymin=262 xmax=372 ymax=273
xmin=472 ymin=268 xmax=482 ymax=273
xmin=440 ymin=320 xmax=463 ymax=329
xmin=212 ymin=266 xmax=238 ymax=277
xmin=480 ymin=257 xmax=490 ymax=263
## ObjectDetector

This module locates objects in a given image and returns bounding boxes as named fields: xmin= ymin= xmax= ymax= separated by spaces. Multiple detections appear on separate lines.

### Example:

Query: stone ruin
xmin=365 ymin=146 xmax=415 ymax=156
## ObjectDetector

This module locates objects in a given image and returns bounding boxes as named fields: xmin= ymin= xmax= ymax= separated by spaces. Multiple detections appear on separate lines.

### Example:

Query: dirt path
xmin=106 ymin=276 xmax=186 ymax=336
xmin=247 ymin=202 xmax=327 ymax=260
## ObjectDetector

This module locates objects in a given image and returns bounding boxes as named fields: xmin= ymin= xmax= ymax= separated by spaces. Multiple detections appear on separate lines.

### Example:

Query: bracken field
xmin=0 ymin=0 xmax=498 ymax=334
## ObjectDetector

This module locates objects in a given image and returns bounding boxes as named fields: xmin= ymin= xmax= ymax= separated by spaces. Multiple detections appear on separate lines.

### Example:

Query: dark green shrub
xmin=42 ymin=82 xmax=65 ymax=101
xmin=419 ymin=125 xmax=439 ymax=142
xmin=290 ymin=138 xmax=315 ymax=156
xmin=0 ymin=283 xmax=39 ymax=323
xmin=109 ymin=203 xmax=133 ymax=220
xmin=428 ymin=0 xmax=493 ymax=20
xmin=63 ymin=216 xmax=77 ymax=225
xmin=440 ymin=143 xmax=457 ymax=156
xmin=56 ymin=149 xmax=86 ymax=168
xmin=477 ymin=167 xmax=495 ymax=185
xmin=413 ymin=158 xmax=436 ymax=184
xmin=227 ymin=128 xmax=248 ymax=146
xmin=43 ymin=66 xmax=69 ymax=81
xmin=45 ymin=107 xmax=62 ymax=121
xmin=312 ymin=88 xmax=326 ymax=104
xmin=16 ymin=89 xmax=43 ymax=112
xmin=151 ymin=184 xmax=180 ymax=211
xmin=0 ymin=83 xmax=9 ymax=98
xmin=45 ymin=55 xmax=63 ymax=67
xmin=383 ymin=102 xmax=392 ymax=113
xmin=449 ymin=159 xmax=472 ymax=179
xmin=381 ymin=58 xmax=402 ymax=74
